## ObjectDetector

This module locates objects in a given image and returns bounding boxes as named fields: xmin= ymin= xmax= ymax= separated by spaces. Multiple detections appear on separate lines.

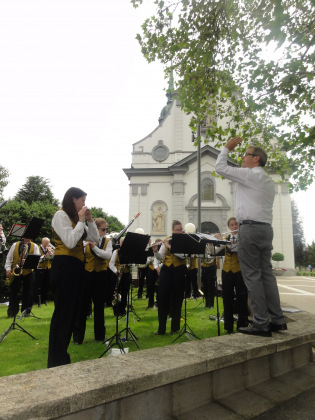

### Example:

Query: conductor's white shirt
xmin=215 ymin=147 xmax=275 ymax=224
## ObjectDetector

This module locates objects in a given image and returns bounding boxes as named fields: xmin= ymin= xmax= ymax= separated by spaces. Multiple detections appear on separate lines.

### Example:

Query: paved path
xmin=277 ymin=275 xmax=315 ymax=315
xmin=251 ymin=275 xmax=315 ymax=420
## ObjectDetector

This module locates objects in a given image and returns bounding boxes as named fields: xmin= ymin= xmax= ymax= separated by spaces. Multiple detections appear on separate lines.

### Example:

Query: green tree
xmin=306 ymin=241 xmax=315 ymax=268
xmin=0 ymin=200 xmax=59 ymax=247
xmin=132 ymin=0 xmax=315 ymax=191
xmin=0 ymin=164 xmax=9 ymax=201
xmin=90 ymin=207 xmax=125 ymax=233
xmin=291 ymin=200 xmax=307 ymax=265
xmin=15 ymin=176 xmax=59 ymax=206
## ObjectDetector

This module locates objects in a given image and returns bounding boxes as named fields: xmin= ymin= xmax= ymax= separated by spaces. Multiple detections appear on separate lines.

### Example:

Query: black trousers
xmin=157 ymin=264 xmax=186 ymax=333
xmin=138 ymin=267 xmax=148 ymax=298
xmin=146 ymin=267 xmax=158 ymax=307
xmin=116 ymin=272 xmax=132 ymax=316
xmin=222 ymin=269 xmax=249 ymax=332
xmin=201 ymin=265 xmax=216 ymax=308
xmin=185 ymin=268 xmax=199 ymax=297
xmin=48 ymin=256 xmax=84 ymax=368
xmin=33 ymin=268 xmax=51 ymax=304
xmin=7 ymin=272 xmax=34 ymax=317
xmin=92 ymin=270 xmax=110 ymax=340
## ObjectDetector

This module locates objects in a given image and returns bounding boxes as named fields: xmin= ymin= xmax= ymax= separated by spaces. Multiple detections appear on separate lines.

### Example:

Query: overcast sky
xmin=0 ymin=0 xmax=314 ymax=245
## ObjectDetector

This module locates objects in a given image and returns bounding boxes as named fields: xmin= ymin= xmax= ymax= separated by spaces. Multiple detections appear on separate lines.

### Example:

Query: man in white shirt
xmin=216 ymin=137 xmax=286 ymax=337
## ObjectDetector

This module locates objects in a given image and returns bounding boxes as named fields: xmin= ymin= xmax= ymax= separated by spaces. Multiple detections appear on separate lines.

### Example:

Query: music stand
xmin=8 ymin=224 xmax=26 ymax=238
xmin=169 ymin=233 xmax=207 ymax=342
xmin=197 ymin=232 xmax=230 ymax=337
xmin=99 ymin=232 xmax=150 ymax=357
xmin=23 ymin=217 xmax=44 ymax=240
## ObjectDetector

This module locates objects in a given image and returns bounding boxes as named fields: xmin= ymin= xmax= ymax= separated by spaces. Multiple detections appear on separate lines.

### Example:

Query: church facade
xmin=123 ymin=93 xmax=295 ymax=270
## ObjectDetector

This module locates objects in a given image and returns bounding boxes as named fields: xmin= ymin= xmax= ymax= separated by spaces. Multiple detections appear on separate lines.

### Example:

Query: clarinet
xmin=112 ymin=264 xmax=125 ymax=315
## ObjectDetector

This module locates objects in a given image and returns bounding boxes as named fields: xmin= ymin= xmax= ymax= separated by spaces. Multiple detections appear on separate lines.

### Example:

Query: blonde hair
xmin=94 ymin=217 xmax=107 ymax=228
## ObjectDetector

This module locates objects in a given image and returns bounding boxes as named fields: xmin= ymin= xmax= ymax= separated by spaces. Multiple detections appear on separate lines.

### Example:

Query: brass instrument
xmin=13 ymin=243 xmax=29 ymax=276
xmin=203 ymin=244 xmax=214 ymax=265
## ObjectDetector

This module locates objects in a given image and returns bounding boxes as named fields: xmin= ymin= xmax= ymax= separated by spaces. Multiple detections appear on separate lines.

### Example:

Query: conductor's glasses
xmin=243 ymin=152 xmax=257 ymax=157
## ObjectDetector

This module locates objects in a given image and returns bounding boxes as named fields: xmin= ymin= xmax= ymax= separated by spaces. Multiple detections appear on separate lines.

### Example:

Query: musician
xmin=47 ymin=187 xmax=99 ymax=368
xmin=5 ymin=238 xmax=40 ymax=317
xmin=216 ymin=217 xmax=249 ymax=334
xmin=146 ymin=239 xmax=161 ymax=308
xmin=153 ymin=220 xmax=186 ymax=335
xmin=75 ymin=218 xmax=112 ymax=343
xmin=216 ymin=138 xmax=286 ymax=336
xmin=33 ymin=237 xmax=54 ymax=306
xmin=137 ymin=263 xmax=148 ymax=300
xmin=109 ymin=238 xmax=132 ymax=317
xmin=201 ymin=241 xmax=217 ymax=308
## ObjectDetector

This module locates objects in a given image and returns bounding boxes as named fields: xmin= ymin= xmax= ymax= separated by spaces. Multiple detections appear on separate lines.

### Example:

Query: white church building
xmin=123 ymin=89 xmax=295 ymax=270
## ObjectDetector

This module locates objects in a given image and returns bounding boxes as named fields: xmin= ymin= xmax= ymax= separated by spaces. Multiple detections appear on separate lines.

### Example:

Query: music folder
xmin=23 ymin=254 xmax=41 ymax=270
xmin=118 ymin=232 xmax=151 ymax=265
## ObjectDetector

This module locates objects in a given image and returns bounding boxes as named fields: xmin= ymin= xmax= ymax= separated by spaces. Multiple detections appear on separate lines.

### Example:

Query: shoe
xmin=227 ymin=330 xmax=233 ymax=334
xmin=154 ymin=331 xmax=165 ymax=335
xmin=238 ymin=325 xmax=272 ymax=337
xmin=170 ymin=330 xmax=179 ymax=335
xmin=270 ymin=322 xmax=288 ymax=332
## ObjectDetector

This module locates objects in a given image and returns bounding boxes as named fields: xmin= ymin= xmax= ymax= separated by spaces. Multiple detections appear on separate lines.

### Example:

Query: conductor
xmin=215 ymin=138 xmax=287 ymax=337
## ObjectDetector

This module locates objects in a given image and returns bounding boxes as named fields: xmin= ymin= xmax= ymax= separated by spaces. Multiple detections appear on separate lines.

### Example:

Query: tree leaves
xmin=132 ymin=0 xmax=315 ymax=191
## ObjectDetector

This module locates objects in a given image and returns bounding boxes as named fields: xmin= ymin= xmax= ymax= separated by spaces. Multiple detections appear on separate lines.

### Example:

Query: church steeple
xmin=158 ymin=72 xmax=175 ymax=123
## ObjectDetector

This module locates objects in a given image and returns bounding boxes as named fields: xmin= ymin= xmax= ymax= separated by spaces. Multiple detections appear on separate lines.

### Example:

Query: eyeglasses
xmin=99 ymin=228 xmax=107 ymax=232
xmin=243 ymin=152 xmax=258 ymax=157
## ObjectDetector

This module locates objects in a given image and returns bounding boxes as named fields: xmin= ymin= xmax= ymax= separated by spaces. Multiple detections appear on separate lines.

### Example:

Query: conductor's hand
xmin=225 ymin=137 xmax=242 ymax=151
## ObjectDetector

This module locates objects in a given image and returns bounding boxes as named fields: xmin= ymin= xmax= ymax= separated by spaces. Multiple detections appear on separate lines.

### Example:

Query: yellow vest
xmin=189 ymin=257 xmax=198 ymax=270
xmin=37 ymin=246 xmax=52 ymax=270
xmin=163 ymin=237 xmax=186 ymax=268
xmin=13 ymin=241 xmax=35 ymax=276
xmin=222 ymin=235 xmax=241 ymax=273
xmin=115 ymin=252 xmax=130 ymax=274
xmin=85 ymin=238 xmax=110 ymax=272
xmin=201 ymin=258 xmax=216 ymax=268
xmin=53 ymin=218 xmax=84 ymax=262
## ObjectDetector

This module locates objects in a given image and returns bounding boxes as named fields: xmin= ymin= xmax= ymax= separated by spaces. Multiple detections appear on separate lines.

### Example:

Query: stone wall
xmin=0 ymin=310 xmax=314 ymax=420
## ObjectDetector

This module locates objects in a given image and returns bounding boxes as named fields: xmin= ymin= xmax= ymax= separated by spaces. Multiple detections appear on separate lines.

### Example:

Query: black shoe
xmin=270 ymin=322 xmax=288 ymax=332
xmin=154 ymin=331 xmax=165 ymax=335
xmin=238 ymin=326 xmax=272 ymax=337
xmin=170 ymin=330 xmax=179 ymax=335
xmin=227 ymin=330 xmax=233 ymax=334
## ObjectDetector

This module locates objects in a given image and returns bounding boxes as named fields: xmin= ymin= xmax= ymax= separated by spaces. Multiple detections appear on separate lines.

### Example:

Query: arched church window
xmin=201 ymin=178 xmax=214 ymax=201
xmin=201 ymin=222 xmax=219 ymax=234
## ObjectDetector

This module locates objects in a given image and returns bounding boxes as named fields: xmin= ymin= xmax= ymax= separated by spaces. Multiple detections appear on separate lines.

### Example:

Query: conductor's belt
xmin=240 ymin=220 xmax=270 ymax=226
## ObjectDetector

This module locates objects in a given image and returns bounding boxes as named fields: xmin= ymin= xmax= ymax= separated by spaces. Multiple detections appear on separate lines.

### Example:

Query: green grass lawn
xmin=0 ymin=294 xmax=226 ymax=378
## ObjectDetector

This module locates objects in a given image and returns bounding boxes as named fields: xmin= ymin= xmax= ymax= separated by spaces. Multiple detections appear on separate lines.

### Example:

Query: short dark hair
xmin=249 ymin=145 xmax=267 ymax=167
xmin=172 ymin=220 xmax=182 ymax=230
xmin=62 ymin=187 xmax=87 ymax=223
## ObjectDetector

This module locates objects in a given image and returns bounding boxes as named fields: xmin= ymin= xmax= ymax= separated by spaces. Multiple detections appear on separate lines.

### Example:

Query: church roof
xmin=123 ymin=145 xmax=237 ymax=179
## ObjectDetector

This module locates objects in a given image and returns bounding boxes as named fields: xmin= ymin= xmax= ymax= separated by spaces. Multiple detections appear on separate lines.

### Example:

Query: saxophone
xmin=13 ymin=243 xmax=29 ymax=276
